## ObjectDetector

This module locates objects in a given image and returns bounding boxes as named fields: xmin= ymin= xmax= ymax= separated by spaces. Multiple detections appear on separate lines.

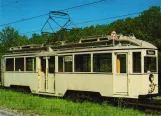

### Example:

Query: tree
xmin=0 ymin=27 xmax=28 ymax=54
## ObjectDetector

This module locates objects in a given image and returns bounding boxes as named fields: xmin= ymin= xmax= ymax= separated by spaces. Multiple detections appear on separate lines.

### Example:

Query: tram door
xmin=114 ymin=53 xmax=128 ymax=95
xmin=39 ymin=56 xmax=55 ymax=93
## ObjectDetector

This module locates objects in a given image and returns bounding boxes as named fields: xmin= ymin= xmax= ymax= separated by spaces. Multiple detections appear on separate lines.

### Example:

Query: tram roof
xmin=7 ymin=34 xmax=157 ymax=54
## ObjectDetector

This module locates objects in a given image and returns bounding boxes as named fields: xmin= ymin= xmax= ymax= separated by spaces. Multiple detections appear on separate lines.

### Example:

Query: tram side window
xmin=49 ymin=56 xmax=55 ymax=73
xmin=15 ymin=58 xmax=24 ymax=71
xmin=58 ymin=56 xmax=73 ymax=72
xmin=58 ymin=56 xmax=63 ymax=72
xmin=75 ymin=54 xmax=91 ymax=72
xmin=64 ymin=56 xmax=72 ymax=72
xmin=26 ymin=57 xmax=36 ymax=71
xmin=93 ymin=53 xmax=112 ymax=72
xmin=133 ymin=52 xmax=141 ymax=73
xmin=144 ymin=57 xmax=157 ymax=72
xmin=6 ymin=58 xmax=14 ymax=71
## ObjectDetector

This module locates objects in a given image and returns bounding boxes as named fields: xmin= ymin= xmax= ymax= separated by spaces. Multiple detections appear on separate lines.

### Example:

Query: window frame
xmin=5 ymin=58 xmax=14 ymax=72
xmin=75 ymin=54 xmax=91 ymax=72
xmin=144 ymin=56 xmax=157 ymax=73
xmin=25 ymin=57 xmax=36 ymax=72
xmin=132 ymin=52 xmax=141 ymax=73
xmin=58 ymin=55 xmax=73 ymax=72
xmin=15 ymin=57 xmax=25 ymax=71
xmin=93 ymin=53 xmax=112 ymax=73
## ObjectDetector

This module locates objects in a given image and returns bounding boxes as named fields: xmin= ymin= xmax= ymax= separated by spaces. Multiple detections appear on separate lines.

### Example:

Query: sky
xmin=0 ymin=0 xmax=161 ymax=38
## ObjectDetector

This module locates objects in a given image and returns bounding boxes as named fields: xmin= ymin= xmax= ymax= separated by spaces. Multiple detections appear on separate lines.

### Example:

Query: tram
xmin=0 ymin=31 xmax=158 ymax=99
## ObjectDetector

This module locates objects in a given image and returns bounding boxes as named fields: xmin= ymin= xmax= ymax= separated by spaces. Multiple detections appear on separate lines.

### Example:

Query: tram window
xmin=15 ymin=58 xmax=24 ymax=71
xmin=117 ymin=54 xmax=126 ymax=73
xmin=58 ymin=56 xmax=73 ymax=72
xmin=75 ymin=54 xmax=91 ymax=72
xmin=93 ymin=53 xmax=112 ymax=72
xmin=26 ymin=57 xmax=36 ymax=71
xmin=40 ymin=57 xmax=46 ymax=72
xmin=144 ymin=57 xmax=157 ymax=72
xmin=64 ymin=56 xmax=72 ymax=72
xmin=58 ymin=56 xmax=63 ymax=72
xmin=133 ymin=52 xmax=141 ymax=73
xmin=6 ymin=58 xmax=14 ymax=71
xmin=49 ymin=56 xmax=55 ymax=73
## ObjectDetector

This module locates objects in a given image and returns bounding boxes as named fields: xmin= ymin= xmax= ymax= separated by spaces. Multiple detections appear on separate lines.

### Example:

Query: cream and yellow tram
xmin=1 ymin=33 xmax=158 ymax=99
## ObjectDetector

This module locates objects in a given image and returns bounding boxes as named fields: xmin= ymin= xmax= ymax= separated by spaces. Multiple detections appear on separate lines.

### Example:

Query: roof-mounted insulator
xmin=9 ymin=44 xmax=44 ymax=51
xmin=10 ymin=46 xmax=22 ymax=51
xmin=79 ymin=39 xmax=82 ymax=43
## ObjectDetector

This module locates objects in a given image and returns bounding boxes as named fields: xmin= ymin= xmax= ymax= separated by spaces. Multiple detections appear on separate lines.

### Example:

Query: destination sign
xmin=64 ymin=56 xmax=72 ymax=62
xmin=146 ymin=50 xmax=155 ymax=55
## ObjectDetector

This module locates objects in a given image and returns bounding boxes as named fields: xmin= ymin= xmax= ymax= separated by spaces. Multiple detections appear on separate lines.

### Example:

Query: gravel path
xmin=0 ymin=107 xmax=41 ymax=116
xmin=0 ymin=109 xmax=20 ymax=116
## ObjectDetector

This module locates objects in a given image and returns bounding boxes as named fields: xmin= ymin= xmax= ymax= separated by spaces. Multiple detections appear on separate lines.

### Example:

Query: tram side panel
xmin=55 ymin=73 xmax=113 ymax=97
xmin=141 ymin=74 xmax=158 ymax=95
xmin=3 ymin=72 xmax=38 ymax=93
xmin=55 ymin=73 xmax=158 ymax=98
xmin=128 ymin=75 xmax=153 ymax=98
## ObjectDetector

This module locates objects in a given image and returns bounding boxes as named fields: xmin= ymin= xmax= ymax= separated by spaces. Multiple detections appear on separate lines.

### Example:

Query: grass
xmin=0 ymin=89 xmax=158 ymax=116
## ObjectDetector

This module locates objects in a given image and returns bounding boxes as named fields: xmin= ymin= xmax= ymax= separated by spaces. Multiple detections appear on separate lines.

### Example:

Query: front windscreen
xmin=144 ymin=56 xmax=157 ymax=73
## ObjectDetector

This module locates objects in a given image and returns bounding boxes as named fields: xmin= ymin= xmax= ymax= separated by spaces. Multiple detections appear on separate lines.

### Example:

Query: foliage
xmin=0 ymin=27 xmax=28 ymax=54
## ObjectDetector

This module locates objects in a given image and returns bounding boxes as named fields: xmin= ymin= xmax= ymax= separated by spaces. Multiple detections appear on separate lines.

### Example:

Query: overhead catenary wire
xmin=0 ymin=0 xmax=111 ymax=27
xmin=71 ymin=12 xmax=141 ymax=25
xmin=59 ymin=0 xmax=110 ymax=12
xmin=0 ymin=13 xmax=49 ymax=27
xmin=20 ymin=12 xmax=141 ymax=35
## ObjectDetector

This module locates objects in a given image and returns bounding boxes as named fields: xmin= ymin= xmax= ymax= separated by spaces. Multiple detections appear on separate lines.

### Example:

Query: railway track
xmin=114 ymin=98 xmax=161 ymax=114
xmin=64 ymin=91 xmax=161 ymax=114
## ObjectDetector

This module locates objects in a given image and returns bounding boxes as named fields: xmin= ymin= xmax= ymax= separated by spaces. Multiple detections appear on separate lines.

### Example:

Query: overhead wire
xmin=72 ymin=12 xmax=141 ymax=25
xmin=20 ymin=12 xmax=141 ymax=35
xmin=0 ymin=0 xmax=110 ymax=27
xmin=0 ymin=13 xmax=49 ymax=27
xmin=59 ymin=0 xmax=110 ymax=11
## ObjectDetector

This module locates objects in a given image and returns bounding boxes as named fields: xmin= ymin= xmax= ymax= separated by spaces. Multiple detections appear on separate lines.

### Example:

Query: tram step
xmin=38 ymin=91 xmax=56 ymax=96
